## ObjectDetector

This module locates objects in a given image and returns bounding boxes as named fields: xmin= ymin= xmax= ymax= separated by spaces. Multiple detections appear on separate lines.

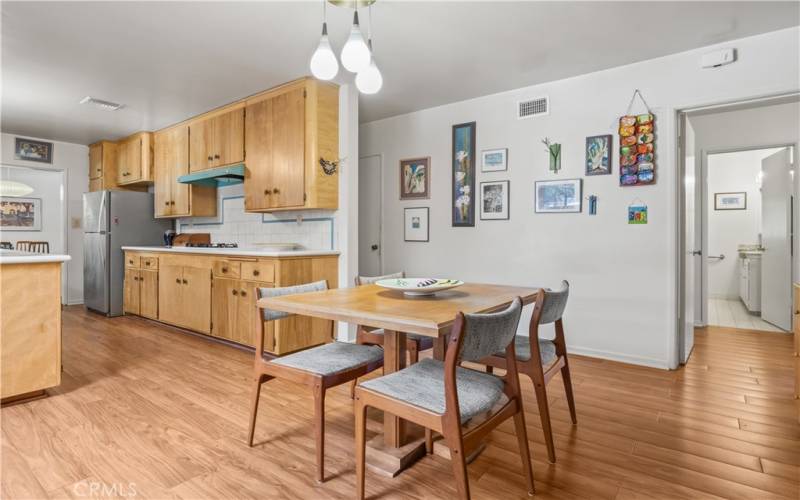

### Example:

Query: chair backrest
xmin=538 ymin=280 xmax=569 ymax=325
xmin=0 ymin=242 xmax=12 ymax=250
xmin=257 ymin=280 xmax=328 ymax=322
xmin=456 ymin=297 xmax=523 ymax=363
xmin=355 ymin=271 xmax=405 ymax=286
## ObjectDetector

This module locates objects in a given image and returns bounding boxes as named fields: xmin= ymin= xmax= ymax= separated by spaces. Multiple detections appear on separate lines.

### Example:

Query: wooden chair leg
xmin=355 ymin=397 xmax=368 ymax=500
xmin=313 ymin=384 xmax=326 ymax=483
xmin=513 ymin=409 xmax=536 ymax=496
xmin=425 ymin=428 xmax=433 ymax=454
xmin=561 ymin=356 xmax=578 ymax=425
xmin=247 ymin=373 xmax=267 ymax=447
xmin=445 ymin=431 xmax=470 ymax=500
xmin=532 ymin=380 xmax=556 ymax=463
xmin=350 ymin=379 xmax=358 ymax=400
xmin=408 ymin=342 xmax=419 ymax=365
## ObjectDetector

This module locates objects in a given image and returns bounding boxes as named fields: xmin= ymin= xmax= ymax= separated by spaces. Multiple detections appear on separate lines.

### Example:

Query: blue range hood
xmin=177 ymin=164 xmax=245 ymax=187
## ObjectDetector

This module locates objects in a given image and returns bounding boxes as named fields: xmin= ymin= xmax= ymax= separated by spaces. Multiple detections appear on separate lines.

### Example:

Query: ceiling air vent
xmin=517 ymin=96 xmax=549 ymax=119
xmin=79 ymin=96 xmax=124 ymax=111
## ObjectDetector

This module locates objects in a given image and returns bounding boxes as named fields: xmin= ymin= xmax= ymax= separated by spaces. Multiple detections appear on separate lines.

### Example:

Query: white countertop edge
xmin=120 ymin=246 xmax=340 ymax=258
xmin=0 ymin=254 xmax=72 ymax=264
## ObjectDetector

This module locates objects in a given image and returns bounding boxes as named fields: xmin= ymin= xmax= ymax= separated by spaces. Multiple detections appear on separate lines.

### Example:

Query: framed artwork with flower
xmin=452 ymin=121 xmax=476 ymax=227
xmin=399 ymin=157 xmax=430 ymax=199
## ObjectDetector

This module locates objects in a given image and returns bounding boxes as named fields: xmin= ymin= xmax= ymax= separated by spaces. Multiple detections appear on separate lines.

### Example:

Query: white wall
xmin=0 ymin=166 xmax=65 ymax=253
xmin=359 ymin=27 xmax=800 ymax=369
xmin=1 ymin=133 xmax=88 ymax=304
xmin=706 ymin=149 xmax=781 ymax=299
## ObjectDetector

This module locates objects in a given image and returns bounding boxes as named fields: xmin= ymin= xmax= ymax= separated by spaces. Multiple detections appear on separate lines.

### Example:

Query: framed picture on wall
xmin=0 ymin=197 xmax=42 ymax=231
xmin=481 ymin=148 xmax=508 ymax=172
xmin=452 ymin=121 xmax=476 ymax=227
xmin=404 ymin=207 xmax=429 ymax=242
xmin=399 ymin=157 xmax=430 ymax=199
xmin=585 ymin=134 xmax=612 ymax=175
xmin=534 ymin=179 xmax=582 ymax=213
xmin=480 ymin=180 xmax=509 ymax=220
xmin=14 ymin=137 xmax=53 ymax=164
xmin=714 ymin=192 xmax=747 ymax=210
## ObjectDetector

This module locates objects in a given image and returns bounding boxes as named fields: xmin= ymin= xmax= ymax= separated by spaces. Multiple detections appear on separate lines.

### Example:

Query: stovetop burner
xmin=186 ymin=243 xmax=239 ymax=248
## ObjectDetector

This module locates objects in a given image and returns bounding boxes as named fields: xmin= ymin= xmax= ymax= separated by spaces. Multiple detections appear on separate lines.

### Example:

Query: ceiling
xmin=2 ymin=1 xmax=798 ymax=145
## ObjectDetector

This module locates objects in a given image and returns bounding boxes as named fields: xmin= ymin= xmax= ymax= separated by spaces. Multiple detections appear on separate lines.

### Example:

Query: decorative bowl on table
xmin=375 ymin=278 xmax=464 ymax=296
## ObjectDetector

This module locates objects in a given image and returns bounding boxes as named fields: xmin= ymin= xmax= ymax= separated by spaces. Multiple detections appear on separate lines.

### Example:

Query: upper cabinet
xmin=117 ymin=132 xmax=153 ymax=185
xmin=189 ymin=107 xmax=245 ymax=172
xmin=87 ymin=141 xmax=122 ymax=192
xmin=153 ymin=125 xmax=217 ymax=218
xmin=244 ymin=78 xmax=339 ymax=212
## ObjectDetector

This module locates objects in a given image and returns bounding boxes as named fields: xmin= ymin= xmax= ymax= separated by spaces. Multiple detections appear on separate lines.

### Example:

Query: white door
xmin=358 ymin=154 xmax=382 ymax=277
xmin=680 ymin=115 xmax=697 ymax=363
xmin=760 ymin=148 xmax=793 ymax=331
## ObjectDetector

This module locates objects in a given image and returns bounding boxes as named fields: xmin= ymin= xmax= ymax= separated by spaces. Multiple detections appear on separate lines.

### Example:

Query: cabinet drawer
xmin=241 ymin=261 xmax=274 ymax=282
xmin=142 ymin=256 xmax=158 ymax=270
xmin=126 ymin=254 xmax=141 ymax=268
xmin=213 ymin=260 xmax=241 ymax=278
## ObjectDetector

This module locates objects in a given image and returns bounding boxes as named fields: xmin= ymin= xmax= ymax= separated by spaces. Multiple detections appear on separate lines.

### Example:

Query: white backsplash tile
xmin=176 ymin=185 xmax=335 ymax=250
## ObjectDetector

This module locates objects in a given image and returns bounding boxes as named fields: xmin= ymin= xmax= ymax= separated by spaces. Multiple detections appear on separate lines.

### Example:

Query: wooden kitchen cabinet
xmin=123 ymin=268 xmax=141 ymax=315
xmin=117 ymin=132 xmax=153 ymax=185
xmin=87 ymin=141 xmax=119 ymax=191
xmin=123 ymin=256 xmax=159 ymax=320
xmin=189 ymin=107 xmax=244 ymax=172
xmin=211 ymin=278 xmax=271 ymax=348
xmin=158 ymin=264 xmax=211 ymax=334
xmin=244 ymin=78 xmax=339 ymax=212
xmin=153 ymin=125 xmax=216 ymax=218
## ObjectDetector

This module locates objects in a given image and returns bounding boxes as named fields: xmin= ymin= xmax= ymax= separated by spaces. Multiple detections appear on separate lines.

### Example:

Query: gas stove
xmin=185 ymin=242 xmax=239 ymax=248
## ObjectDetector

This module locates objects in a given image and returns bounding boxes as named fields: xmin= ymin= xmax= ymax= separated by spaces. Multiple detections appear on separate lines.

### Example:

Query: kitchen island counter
xmin=121 ymin=246 xmax=339 ymax=258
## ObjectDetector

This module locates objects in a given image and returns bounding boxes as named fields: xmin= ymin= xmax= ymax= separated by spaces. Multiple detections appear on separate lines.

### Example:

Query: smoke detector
xmin=79 ymin=96 xmax=124 ymax=111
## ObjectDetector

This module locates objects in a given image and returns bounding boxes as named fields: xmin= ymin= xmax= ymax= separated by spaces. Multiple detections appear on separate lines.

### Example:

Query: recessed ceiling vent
xmin=517 ymin=96 xmax=549 ymax=119
xmin=80 ymin=96 xmax=124 ymax=111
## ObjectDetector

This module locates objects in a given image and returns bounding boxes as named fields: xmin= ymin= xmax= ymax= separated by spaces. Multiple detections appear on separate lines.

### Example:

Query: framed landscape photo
xmin=452 ymin=121 xmax=476 ymax=227
xmin=0 ymin=197 xmax=42 ymax=230
xmin=535 ymin=179 xmax=582 ymax=213
xmin=585 ymin=134 xmax=612 ymax=175
xmin=481 ymin=148 xmax=508 ymax=172
xmin=399 ymin=157 xmax=430 ymax=200
xmin=404 ymin=207 xmax=429 ymax=242
xmin=714 ymin=192 xmax=747 ymax=210
xmin=14 ymin=137 xmax=53 ymax=164
xmin=480 ymin=180 xmax=509 ymax=220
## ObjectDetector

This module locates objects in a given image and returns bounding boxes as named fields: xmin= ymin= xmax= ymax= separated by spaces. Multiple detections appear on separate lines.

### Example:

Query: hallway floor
xmin=708 ymin=298 xmax=786 ymax=332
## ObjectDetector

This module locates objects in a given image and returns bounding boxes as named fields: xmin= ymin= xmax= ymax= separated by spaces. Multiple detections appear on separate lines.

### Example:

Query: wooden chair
xmin=350 ymin=272 xmax=435 ymax=397
xmin=354 ymin=297 xmax=535 ymax=499
xmin=0 ymin=242 xmax=12 ymax=250
xmin=248 ymin=280 xmax=385 ymax=483
xmin=481 ymin=280 xmax=575 ymax=463
xmin=15 ymin=241 xmax=49 ymax=253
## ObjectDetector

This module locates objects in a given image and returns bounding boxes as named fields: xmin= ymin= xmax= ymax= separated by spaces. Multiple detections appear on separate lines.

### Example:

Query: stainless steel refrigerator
xmin=83 ymin=191 xmax=172 ymax=316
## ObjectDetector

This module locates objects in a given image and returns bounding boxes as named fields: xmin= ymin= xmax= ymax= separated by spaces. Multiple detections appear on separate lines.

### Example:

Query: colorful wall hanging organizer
xmin=619 ymin=90 xmax=656 ymax=187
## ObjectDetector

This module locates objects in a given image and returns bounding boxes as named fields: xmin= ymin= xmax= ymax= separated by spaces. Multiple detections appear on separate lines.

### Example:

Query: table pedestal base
xmin=365 ymin=435 xmax=427 ymax=477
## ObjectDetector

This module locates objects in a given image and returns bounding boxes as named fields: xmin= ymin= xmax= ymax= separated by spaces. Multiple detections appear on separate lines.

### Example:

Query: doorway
xmin=358 ymin=154 xmax=382 ymax=277
xmin=677 ymin=95 xmax=799 ymax=365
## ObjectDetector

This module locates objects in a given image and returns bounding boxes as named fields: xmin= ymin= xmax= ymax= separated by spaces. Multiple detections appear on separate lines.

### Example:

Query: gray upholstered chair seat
xmin=495 ymin=336 xmax=557 ymax=365
xmin=359 ymin=358 xmax=504 ymax=422
xmin=270 ymin=342 xmax=383 ymax=376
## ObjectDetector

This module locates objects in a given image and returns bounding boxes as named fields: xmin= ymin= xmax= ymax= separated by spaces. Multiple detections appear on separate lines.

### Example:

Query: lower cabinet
xmin=158 ymin=265 xmax=212 ymax=333
xmin=212 ymin=278 xmax=272 ymax=348
xmin=123 ymin=267 xmax=159 ymax=319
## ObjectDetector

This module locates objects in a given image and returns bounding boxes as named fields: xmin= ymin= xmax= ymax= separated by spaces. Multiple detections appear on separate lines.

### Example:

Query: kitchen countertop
xmin=121 ymin=246 xmax=340 ymax=258
xmin=0 ymin=250 xmax=72 ymax=264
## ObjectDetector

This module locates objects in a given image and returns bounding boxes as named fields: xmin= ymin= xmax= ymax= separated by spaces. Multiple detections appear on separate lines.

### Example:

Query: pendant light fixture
xmin=309 ymin=1 xmax=339 ymax=80
xmin=340 ymin=9 xmax=371 ymax=73
xmin=355 ymin=5 xmax=382 ymax=94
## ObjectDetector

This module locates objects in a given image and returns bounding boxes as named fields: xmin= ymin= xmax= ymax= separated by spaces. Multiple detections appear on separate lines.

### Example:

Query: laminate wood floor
xmin=2 ymin=307 xmax=798 ymax=499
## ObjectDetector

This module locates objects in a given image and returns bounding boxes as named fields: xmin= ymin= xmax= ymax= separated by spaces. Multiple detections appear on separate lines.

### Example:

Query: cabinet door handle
xmin=240 ymin=290 xmax=246 ymax=297
xmin=232 ymin=289 xmax=238 ymax=296
xmin=129 ymin=259 xmax=133 ymax=264
xmin=207 ymin=155 xmax=213 ymax=161
xmin=253 ymin=270 xmax=260 ymax=276
xmin=214 ymin=154 xmax=220 ymax=159
xmin=221 ymin=267 xmax=228 ymax=273
xmin=263 ymin=189 xmax=270 ymax=195
xmin=182 ymin=279 xmax=188 ymax=284
xmin=176 ymin=278 xmax=181 ymax=284
xmin=273 ymin=188 xmax=279 ymax=194
xmin=170 ymin=201 xmax=176 ymax=205
xmin=165 ymin=201 xmax=170 ymax=206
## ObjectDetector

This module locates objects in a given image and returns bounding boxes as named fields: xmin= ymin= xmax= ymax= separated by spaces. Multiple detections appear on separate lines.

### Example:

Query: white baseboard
xmin=66 ymin=300 xmax=83 ymax=306
xmin=565 ymin=345 xmax=671 ymax=370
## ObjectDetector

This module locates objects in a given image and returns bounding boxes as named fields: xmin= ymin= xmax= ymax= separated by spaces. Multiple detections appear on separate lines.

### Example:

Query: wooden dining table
xmin=257 ymin=282 xmax=540 ymax=476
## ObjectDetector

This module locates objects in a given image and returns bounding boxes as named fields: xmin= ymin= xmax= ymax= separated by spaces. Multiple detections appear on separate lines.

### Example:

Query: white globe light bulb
xmin=356 ymin=57 xmax=383 ymax=94
xmin=309 ymin=23 xmax=338 ymax=80
xmin=340 ymin=12 xmax=371 ymax=73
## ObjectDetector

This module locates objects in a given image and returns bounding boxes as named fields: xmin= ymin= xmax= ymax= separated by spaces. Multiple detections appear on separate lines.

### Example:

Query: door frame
xmin=675 ymin=91 xmax=800 ymax=368
xmin=358 ymin=153 xmax=384 ymax=276
xmin=699 ymin=143 xmax=795 ymax=328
